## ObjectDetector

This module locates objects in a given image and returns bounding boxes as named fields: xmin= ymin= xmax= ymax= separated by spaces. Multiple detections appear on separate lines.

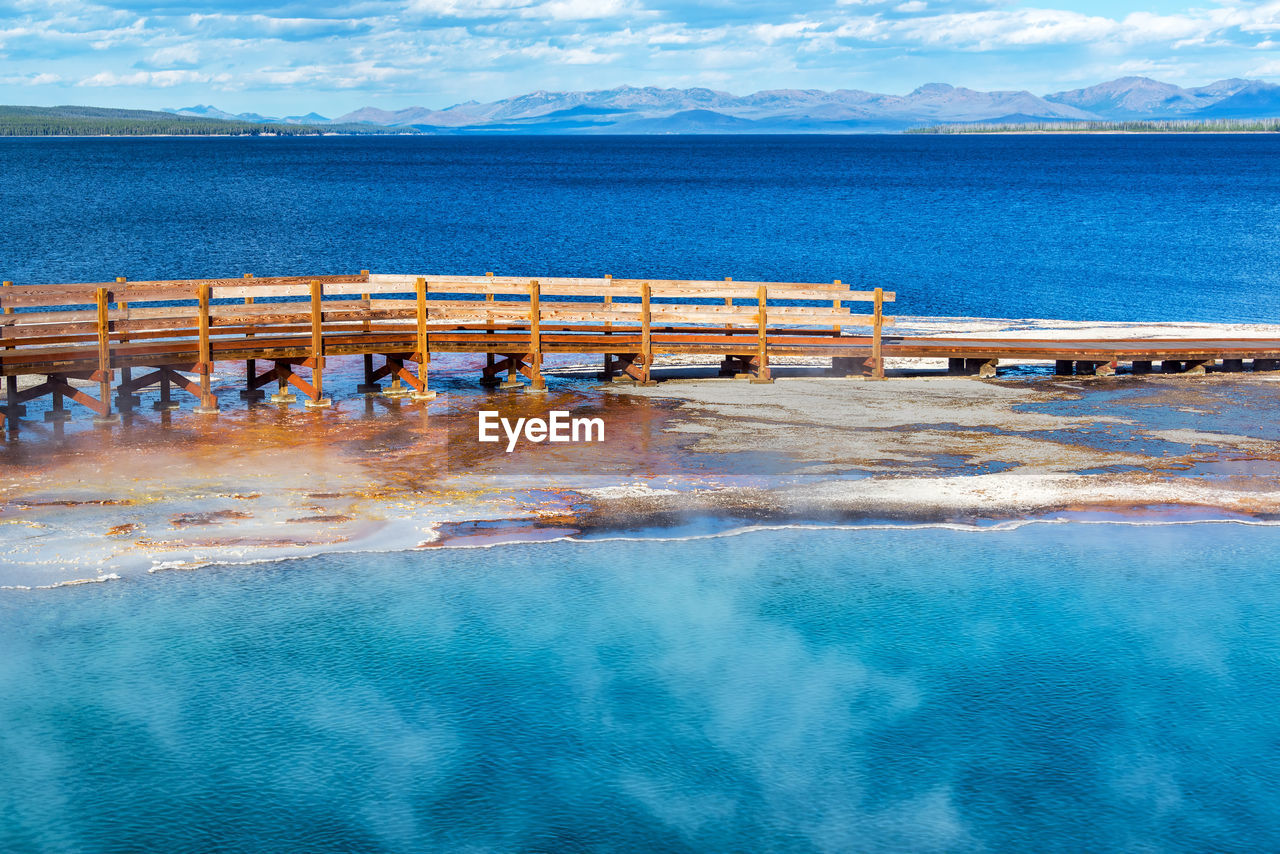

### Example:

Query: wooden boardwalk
xmin=2 ymin=271 xmax=1278 ymax=426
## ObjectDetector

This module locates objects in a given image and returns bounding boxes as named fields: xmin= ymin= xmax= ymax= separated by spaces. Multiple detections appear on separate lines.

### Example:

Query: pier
xmin=2 ymin=271 xmax=1279 ymax=426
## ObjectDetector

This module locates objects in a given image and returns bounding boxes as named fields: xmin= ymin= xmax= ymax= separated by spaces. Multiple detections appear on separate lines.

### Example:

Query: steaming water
xmin=4 ymin=524 xmax=1279 ymax=852
xmin=4 ymin=134 xmax=1280 ymax=850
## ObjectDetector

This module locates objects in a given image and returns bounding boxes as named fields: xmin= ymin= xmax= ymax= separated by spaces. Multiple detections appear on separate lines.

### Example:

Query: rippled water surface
xmin=3 ymin=134 xmax=1280 ymax=322
xmin=3 ymin=524 xmax=1279 ymax=852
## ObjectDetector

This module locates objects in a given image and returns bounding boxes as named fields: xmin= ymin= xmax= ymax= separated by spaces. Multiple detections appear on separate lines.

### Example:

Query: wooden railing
xmin=0 ymin=272 xmax=895 ymax=423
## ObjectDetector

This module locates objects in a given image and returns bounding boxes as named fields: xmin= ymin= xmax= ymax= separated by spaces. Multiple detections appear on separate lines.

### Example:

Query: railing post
xmin=357 ymin=269 xmax=380 ymax=395
xmin=639 ymin=281 xmax=655 ymax=386
xmin=306 ymin=278 xmax=332 ymax=408
xmin=600 ymin=273 xmax=614 ymax=381
xmin=194 ymin=281 xmax=219 ymax=413
xmin=527 ymin=278 xmax=546 ymax=393
xmin=832 ymin=279 xmax=842 ymax=337
xmin=240 ymin=273 xmax=265 ymax=401
xmin=751 ymin=283 xmax=773 ymax=383
xmin=113 ymin=276 xmax=138 ymax=411
xmin=478 ymin=271 xmax=500 ymax=388
xmin=871 ymin=286 xmax=885 ymax=380
xmin=93 ymin=287 xmax=119 ymax=423
xmin=2 ymin=280 xmax=21 ymax=425
xmin=412 ymin=276 xmax=436 ymax=401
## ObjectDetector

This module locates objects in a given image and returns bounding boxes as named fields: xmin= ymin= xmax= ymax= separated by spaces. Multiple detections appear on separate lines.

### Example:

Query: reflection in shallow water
xmin=3 ymin=524 xmax=1279 ymax=852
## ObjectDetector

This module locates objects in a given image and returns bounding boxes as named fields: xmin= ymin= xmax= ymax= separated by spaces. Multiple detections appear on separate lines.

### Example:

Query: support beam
xmin=637 ymin=281 xmax=656 ymax=387
xmin=1132 ymin=360 xmax=1153 ymax=374
xmin=193 ymin=282 xmax=219 ymax=414
xmin=114 ymin=277 xmax=139 ymax=411
xmin=964 ymin=358 xmax=997 ymax=377
xmin=750 ymin=283 xmax=773 ymax=384
xmin=599 ymin=274 xmax=616 ymax=382
xmin=525 ymin=279 xmax=547 ymax=393
xmin=93 ymin=286 xmax=119 ymax=424
xmin=358 ymin=354 xmax=381 ymax=394
xmin=240 ymin=273 xmax=266 ymax=401
xmin=411 ymin=276 xmax=436 ymax=401
xmin=304 ymin=279 xmax=332 ymax=408
xmin=951 ymin=358 xmax=969 ymax=375
xmin=44 ymin=377 xmax=71 ymax=423
xmin=1183 ymin=359 xmax=1211 ymax=376
xmin=870 ymin=286 xmax=885 ymax=380
xmin=271 ymin=360 xmax=298 ymax=404
xmin=153 ymin=371 xmax=180 ymax=411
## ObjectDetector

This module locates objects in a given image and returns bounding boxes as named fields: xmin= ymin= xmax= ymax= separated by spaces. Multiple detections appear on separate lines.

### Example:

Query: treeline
xmin=908 ymin=118 xmax=1280 ymax=134
xmin=0 ymin=105 xmax=411 ymax=137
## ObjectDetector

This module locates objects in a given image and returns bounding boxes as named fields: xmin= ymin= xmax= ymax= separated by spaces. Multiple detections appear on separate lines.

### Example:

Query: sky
xmin=1 ymin=0 xmax=1278 ymax=117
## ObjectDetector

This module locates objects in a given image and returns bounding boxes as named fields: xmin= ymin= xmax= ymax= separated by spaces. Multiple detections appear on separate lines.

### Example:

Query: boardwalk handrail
xmin=0 ymin=271 xmax=896 ymax=424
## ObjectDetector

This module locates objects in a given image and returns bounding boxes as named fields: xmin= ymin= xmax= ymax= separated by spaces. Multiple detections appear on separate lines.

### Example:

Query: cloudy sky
xmin=1 ymin=0 xmax=1278 ymax=116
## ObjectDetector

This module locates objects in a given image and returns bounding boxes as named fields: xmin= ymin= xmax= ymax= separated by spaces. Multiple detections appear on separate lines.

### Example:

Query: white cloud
xmin=77 ymin=69 xmax=226 ymax=87
xmin=0 ymin=72 xmax=62 ymax=84
xmin=0 ymin=0 xmax=1278 ymax=111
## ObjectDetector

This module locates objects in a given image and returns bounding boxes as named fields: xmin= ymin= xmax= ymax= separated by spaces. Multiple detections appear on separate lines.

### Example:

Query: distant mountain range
xmin=164 ymin=76 xmax=1280 ymax=133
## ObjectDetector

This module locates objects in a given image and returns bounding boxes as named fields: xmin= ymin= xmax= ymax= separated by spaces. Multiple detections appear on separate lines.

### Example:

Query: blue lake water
xmin=3 ymin=524 xmax=1279 ymax=853
xmin=2 ymin=134 xmax=1280 ymax=323
xmin=5 ymin=136 xmax=1280 ymax=852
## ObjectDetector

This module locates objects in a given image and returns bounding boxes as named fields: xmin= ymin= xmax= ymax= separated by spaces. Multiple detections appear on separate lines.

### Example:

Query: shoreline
xmin=4 ymin=358 xmax=1280 ymax=586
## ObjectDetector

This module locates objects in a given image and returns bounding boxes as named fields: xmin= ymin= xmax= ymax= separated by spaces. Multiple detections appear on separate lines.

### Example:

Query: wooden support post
xmin=1054 ymin=360 xmax=1074 ymax=376
xmin=356 ymin=270 xmax=381 ymax=393
xmin=600 ymin=273 xmax=615 ymax=381
xmin=193 ymin=282 xmax=219 ymax=413
xmin=304 ymin=279 xmax=332 ymax=407
xmin=479 ymin=271 xmax=501 ymax=387
xmin=269 ymin=361 xmax=296 ymax=404
xmin=499 ymin=354 xmax=522 ymax=389
xmin=750 ymin=283 xmax=773 ymax=384
xmin=1222 ymin=358 xmax=1244 ymax=373
xmin=240 ymin=274 xmax=265 ymax=400
xmin=1254 ymin=359 xmax=1280 ymax=372
xmin=724 ymin=277 xmax=733 ymax=335
xmin=411 ymin=276 xmax=436 ymax=401
xmin=45 ymin=375 xmax=71 ymax=423
xmin=870 ymin=286 xmax=885 ymax=380
xmin=2 ymin=280 xmax=25 ymax=422
xmin=526 ymin=279 xmax=547 ymax=393
xmin=4 ymin=375 xmax=20 ymax=426
xmin=832 ymin=279 xmax=843 ymax=337
xmin=153 ymin=370 xmax=179 ymax=410
xmin=1132 ymin=360 xmax=1153 ymax=374
xmin=93 ymin=287 xmax=119 ymax=423
xmin=638 ymin=281 xmax=656 ymax=386
xmin=1161 ymin=360 xmax=1183 ymax=374
xmin=1184 ymin=359 xmax=1210 ymax=376
xmin=113 ymin=276 xmax=138 ymax=411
